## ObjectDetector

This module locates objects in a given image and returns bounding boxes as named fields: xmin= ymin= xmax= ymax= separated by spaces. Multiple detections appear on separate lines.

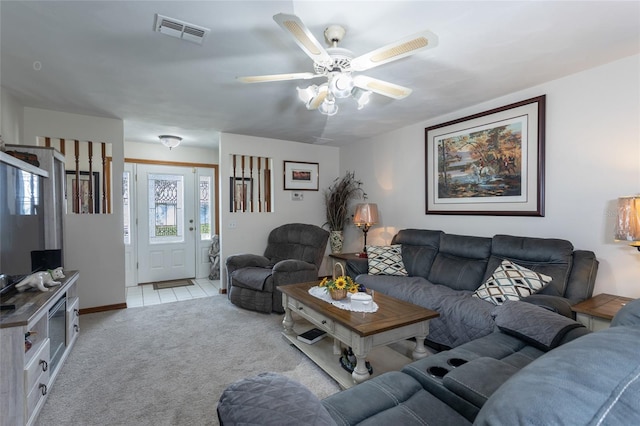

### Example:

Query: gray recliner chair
xmin=225 ymin=223 xmax=329 ymax=313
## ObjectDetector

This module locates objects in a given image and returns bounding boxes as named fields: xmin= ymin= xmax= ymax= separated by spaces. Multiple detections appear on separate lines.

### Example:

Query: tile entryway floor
xmin=126 ymin=278 xmax=221 ymax=307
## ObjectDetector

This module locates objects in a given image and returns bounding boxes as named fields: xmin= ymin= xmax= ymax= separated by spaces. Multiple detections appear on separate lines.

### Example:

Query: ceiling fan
xmin=238 ymin=13 xmax=438 ymax=116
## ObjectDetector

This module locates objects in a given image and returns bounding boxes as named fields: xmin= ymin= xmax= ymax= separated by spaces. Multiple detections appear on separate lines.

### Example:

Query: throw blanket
xmin=356 ymin=275 xmax=496 ymax=347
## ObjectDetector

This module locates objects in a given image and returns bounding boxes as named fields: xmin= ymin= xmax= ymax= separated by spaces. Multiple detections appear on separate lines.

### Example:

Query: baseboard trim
xmin=79 ymin=303 xmax=127 ymax=315
xmin=219 ymin=288 xmax=227 ymax=294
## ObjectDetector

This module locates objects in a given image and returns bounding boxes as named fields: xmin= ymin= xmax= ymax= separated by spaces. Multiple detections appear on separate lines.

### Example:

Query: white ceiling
xmin=1 ymin=1 xmax=639 ymax=149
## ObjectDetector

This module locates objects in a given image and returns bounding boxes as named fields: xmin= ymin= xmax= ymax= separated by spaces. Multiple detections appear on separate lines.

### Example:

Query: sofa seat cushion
xmin=230 ymin=267 xmax=273 ymax=291
xmin=475 ymin=326 xmax=640 ymax=426
xmin=473 ymin=260 xmax=552 ymax=305
xmin=322 ymin=371 xmax=470 ymax=426
xmin=356 ymin=275 xmax=495 ymax=347
xmin=217 ymin=372 xmax=335 ymax=426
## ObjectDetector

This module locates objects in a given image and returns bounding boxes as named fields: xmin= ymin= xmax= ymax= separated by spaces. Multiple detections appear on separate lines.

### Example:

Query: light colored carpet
xmin=35 ymin=295 xmax=340 ymax=426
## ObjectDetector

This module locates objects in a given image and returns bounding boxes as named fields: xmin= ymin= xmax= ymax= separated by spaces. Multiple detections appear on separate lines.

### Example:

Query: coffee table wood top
xmin=278 ymin=281 xmax=439 ymax=337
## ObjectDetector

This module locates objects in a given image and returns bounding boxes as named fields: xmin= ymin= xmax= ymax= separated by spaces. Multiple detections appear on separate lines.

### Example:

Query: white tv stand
xmin=0 ymin=271 xmax=79 ymax=426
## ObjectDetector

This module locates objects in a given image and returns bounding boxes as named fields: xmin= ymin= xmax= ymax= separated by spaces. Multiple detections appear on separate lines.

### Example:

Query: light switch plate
xmin=291 ymin=192 xmax=304 ymax=201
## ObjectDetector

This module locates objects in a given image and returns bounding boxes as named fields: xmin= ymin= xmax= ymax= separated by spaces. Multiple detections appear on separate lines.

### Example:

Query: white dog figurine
xmin=15 ymin=267 xmax=65 ymax=292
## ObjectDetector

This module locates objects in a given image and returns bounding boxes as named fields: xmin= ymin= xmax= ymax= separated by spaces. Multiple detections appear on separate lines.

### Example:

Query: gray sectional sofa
xmin=217 ymin=298 xmax=640 ymax=425
xmin=346 ymin=229 xmax=599 ymax=348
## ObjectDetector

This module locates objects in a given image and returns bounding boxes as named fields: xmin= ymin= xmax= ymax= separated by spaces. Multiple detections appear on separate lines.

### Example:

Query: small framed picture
xmin=283 ymin=161 xmax=319 ymax=191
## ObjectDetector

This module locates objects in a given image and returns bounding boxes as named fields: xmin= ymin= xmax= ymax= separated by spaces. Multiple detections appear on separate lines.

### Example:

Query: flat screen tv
xmin=0 ymin=152 xmax=48 ymax=295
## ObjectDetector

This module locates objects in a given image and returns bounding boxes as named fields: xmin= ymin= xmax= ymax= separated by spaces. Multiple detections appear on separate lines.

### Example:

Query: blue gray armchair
xmin=225 ymin=223 xmax=329 ymax=313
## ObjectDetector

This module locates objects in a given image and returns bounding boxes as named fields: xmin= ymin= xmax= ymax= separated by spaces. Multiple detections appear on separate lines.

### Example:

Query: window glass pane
xmin=123 ymin=171 xmax=130 ymax=245
xmin=199 ymin=176 xmax=211 ymax=240
xmin=148 ymin=173 xmax=184 ymax=243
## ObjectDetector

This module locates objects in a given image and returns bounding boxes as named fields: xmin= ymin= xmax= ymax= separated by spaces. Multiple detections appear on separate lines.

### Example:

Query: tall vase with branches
xmin=324 ymin=171 xmax=366 ymax=253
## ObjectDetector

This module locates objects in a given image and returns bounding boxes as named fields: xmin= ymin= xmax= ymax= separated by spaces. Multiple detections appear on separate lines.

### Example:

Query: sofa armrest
xmin=217 ymin=372 xmax=335 ymax=426
xmin=443 ymin=357 xmax=519 ymax=409
xmin=346 ymin=258 xmax=368 ymax=279
xmin=521 ymin=294 xmax=574 ymax=318
xmin=272 ymin=260 xmax=318 ymax=286
xmin=225 ymin=254 xmax=271 ymax=274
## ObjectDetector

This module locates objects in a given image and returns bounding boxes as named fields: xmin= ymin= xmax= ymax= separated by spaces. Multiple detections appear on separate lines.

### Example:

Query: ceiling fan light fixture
xmin=318 ymin=98 xmax=338 ymax=116
xmin=352 ymin=88 xmax=372 ymax=110
xmin=297 ymin=85 xmax=318 ymax=105
xmin=329 ymin=73 xmax=354 ymax=98
xmin=158 ymin=135 xmax=182 ymax=150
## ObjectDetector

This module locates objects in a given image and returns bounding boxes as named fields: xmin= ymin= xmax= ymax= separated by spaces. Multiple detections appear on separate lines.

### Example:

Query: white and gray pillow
xmin=366 ymin=245 xmax=408 ymax=276
xmin=473 ymin=260 xmax=552 ymax=305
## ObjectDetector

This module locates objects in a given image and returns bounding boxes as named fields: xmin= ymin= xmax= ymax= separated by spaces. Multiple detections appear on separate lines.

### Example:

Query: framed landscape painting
xmin=425 ymin=95 xmax=546 ymax=216
xmin=283 ymin=161 xmax=319 ymax=190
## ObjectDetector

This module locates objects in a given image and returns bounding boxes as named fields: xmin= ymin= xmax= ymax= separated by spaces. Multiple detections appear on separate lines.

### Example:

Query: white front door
xmin=137 ymin=164 xmax=196 ymax=283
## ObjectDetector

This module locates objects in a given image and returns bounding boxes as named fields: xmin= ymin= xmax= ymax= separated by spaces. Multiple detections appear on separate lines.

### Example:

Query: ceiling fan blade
xmin=273 ymin=13 xmax=333 ymax=67
xmin=237 ymin=72 xmax=320 ymax=83
xmin=350 ymin=30 xmax=438 ymax=72
xmin=352 ymin=75 xmax=412 ymax=99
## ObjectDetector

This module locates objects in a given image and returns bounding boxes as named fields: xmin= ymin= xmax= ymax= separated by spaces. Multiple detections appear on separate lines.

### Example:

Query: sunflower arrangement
xmin=319 ymin=275 xmax=359 ymax=299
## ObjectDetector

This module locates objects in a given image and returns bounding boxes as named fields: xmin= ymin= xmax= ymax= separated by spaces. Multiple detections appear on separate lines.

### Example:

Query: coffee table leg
xmin=282 ymin=295 xmax=294 ymax=335
xmin=351 ymin=349 xmax=371 ymax=384
xmin=412 ymin=334 xmax=429 ymax=359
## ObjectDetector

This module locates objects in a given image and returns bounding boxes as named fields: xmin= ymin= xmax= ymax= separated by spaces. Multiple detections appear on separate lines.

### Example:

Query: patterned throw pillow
xmin=366 ymin=245 xmax=408 ymax=276
xmin=473 ymin=260 xmax=552 ymax=305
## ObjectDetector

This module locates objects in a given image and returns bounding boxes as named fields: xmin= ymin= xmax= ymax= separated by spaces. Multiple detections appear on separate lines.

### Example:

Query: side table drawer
xmin=26 ymin=373 xmax=49 ymax=420
xmin=24 ymin=339 xmax=50 ymax=393
xmin=291 ymin=300 xmax=335 ymax=333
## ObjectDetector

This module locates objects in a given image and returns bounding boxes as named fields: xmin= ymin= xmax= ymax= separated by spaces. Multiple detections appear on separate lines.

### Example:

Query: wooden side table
xmin=571 ymin=293 xmax=634 ymax=331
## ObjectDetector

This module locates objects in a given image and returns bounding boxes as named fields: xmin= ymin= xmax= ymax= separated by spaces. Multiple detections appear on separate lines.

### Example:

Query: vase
xmin=330 ymin=288 xmax=347 ymax=300
xmin=329 ymin=230 xmax=344 ymax=254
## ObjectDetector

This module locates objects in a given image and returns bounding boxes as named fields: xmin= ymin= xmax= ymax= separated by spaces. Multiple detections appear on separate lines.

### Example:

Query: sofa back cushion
xmin=427 ymin=233 xmax=492 ymax=291
xmin=263 ymin=223 xmax=329 ymax=268
xmin=484 ymin=235 xmax=574 ymax=298
xmin=391 ymin=229 xmax=442 ymax=278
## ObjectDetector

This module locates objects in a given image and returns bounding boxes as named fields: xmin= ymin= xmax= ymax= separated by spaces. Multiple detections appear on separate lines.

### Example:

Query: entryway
xmin=124 ymin=160 xmax=218 ymax=289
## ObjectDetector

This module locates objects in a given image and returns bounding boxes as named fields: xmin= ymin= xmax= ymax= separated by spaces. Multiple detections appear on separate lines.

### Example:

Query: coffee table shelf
xmin=278 ymin=282 xmax=439 ymax=388
xmin=283 ymin=319 xmax=415 ymax=389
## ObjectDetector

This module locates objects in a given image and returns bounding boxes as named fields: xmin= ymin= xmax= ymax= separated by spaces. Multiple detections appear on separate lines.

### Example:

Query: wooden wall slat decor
xmin=42 ymin=137 xmax=111 ymax=214
xmin=229 ymin=154 xmax=272 ymax=213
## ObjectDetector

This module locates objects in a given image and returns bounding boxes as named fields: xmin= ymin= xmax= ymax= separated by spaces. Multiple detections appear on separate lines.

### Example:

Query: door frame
xmin=124 ymin=158 xmax=219 ymax=286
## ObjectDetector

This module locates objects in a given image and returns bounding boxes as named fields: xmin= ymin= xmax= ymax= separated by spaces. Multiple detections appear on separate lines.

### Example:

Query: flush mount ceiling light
xmin=158 ymin=135 xmax=182 ymax=150
xmin=238 ymin=13 xmax=438 ymax=116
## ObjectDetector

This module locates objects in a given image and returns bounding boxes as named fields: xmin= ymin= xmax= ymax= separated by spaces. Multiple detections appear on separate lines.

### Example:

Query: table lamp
xmin=614 ymin=195 xmax=640 ymax=251
xmin=353 ymin=203 xmax=379 ymax=254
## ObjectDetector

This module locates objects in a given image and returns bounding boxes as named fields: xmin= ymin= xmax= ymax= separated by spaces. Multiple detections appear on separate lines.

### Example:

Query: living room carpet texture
xmin=35 ymin=295 xmax=340 ymax=426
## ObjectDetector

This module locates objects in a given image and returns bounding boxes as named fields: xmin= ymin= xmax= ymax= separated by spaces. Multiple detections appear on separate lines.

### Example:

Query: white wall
xmin=22 ymin=107 xmax=125 ymax=310
xmin=219 ymin=133 xmax=340 ymax=289
xmin=125 ymin=140 xmax=219 ymax=164
xmin=0 ymin=87 xmax=23 ymax=145
xmin=340 ymin=54 xmax=640 ymax=298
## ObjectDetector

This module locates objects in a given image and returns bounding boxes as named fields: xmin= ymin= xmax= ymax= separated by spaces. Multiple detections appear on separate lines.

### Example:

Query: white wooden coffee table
xmin=279 ymin=281 xmax=439 ymax=388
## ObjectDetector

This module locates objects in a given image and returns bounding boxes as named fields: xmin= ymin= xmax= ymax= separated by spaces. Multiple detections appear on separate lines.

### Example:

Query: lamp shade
xmin=615 ymin=195 xmax=640 ymax=243
xmin=353 ymin=203 xmax=379 ymax=227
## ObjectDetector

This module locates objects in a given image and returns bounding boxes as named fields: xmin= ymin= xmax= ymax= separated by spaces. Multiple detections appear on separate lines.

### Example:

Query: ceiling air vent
xmin=154 ymin=14 xmax=209 ymax=45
